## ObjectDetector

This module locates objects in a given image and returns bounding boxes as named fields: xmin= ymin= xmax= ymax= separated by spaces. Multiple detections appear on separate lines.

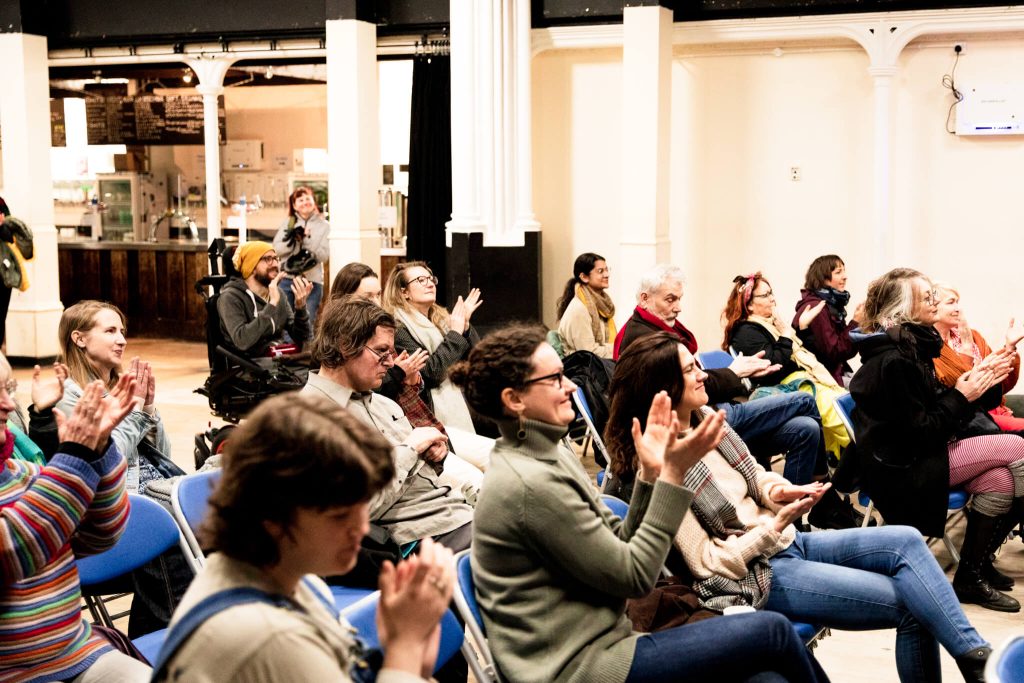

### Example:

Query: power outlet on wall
xmin=790 ymin=165 xmax=801 ymax=182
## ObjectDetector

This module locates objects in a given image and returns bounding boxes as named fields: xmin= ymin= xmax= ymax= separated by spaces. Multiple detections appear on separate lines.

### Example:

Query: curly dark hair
xmin=201 ymin=393 xmax=394 ymax=566
xmin=448 ymin=325 xmax=548 ymax=421
xmin=604 ymin=332 xmax=688 ymax=478
xmin=312 ymin=298 xmax=396 ymax=369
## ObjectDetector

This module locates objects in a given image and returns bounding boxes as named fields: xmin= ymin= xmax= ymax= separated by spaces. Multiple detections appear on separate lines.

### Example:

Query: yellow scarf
xmin=577 ymin=284 xmax=616 ymax=344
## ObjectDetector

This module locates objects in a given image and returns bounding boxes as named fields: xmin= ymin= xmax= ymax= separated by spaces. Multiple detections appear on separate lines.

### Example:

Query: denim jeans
xmin=278 ymin=278 xmax=323 ymax=338
xmin=765 ymin=526 xmax=987 ymax=683
xmin=626 ymin=611 xmax=828 ymax=683
xmin=719 ymin=392 xmax=826 ymax=485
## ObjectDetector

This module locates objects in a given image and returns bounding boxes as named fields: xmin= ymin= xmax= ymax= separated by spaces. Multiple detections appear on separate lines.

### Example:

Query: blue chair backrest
xmin=833 ymin=393 xmax=857 ymax=443
xmin=600 ymin=494 xmax=629 ymax=520
xmin=77 ymin=494 xmax=184 ymax=586
xmin=341 ymin=592 xmax=463 ymax=672
xmin=176 ymin=470 xmax=221 ymax=536
xmin=456 ymin=552 xmax=485 ymax=631
xmin=574 ymin=387 xmax=595 ymax=423
xmin=991 ymin=635 xmax=1024 ymax=682
xmin=697 ymin=350 xmax=734 ymax=370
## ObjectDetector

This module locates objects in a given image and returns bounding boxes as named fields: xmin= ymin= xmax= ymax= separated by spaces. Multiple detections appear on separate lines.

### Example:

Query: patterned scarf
xmin=683 ymin=407 xmax=774 ymax=610
xmin=576 ymin=284 xmax=617 ymax=344
xmin=814 ymin=287 xmax=851 ymax=323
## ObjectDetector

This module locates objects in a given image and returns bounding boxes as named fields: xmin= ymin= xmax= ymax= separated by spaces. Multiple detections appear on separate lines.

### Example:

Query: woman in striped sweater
xmin=0 ymin=356 xmax=143 ymax=683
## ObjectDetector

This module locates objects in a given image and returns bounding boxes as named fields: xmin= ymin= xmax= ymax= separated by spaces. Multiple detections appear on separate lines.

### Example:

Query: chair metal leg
xmin=861 ymin=500 xmax=875 ymax=528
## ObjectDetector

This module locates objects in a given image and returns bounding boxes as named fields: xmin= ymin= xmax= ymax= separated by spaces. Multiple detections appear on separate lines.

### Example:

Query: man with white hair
xmin=613 ymin=264 xmax=865 ymax=529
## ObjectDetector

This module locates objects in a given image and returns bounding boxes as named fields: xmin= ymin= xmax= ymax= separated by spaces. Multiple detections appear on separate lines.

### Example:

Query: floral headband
xmin=732 ymin=273 xmax=760 ymax=307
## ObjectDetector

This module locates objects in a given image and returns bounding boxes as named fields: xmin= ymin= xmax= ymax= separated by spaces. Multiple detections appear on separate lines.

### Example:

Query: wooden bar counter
xmin=58 ymin=240 xmax=209 ymax=341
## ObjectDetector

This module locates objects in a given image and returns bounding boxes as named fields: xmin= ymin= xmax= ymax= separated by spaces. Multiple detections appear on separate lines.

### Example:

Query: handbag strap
xmin=149 ymin=577 xmax=339 ymax=681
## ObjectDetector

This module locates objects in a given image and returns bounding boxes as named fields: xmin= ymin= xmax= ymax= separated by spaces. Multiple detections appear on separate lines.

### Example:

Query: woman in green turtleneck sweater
xmin=449 ymin=325 xmax=828 ymax=683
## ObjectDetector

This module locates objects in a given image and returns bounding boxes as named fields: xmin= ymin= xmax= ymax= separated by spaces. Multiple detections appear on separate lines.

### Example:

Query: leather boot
xmin=952 ymin=509 xmax=1021 ymax=612
xmin=954 ymin=646 xmax=991 ymax=683
xmin=981 ymin=511 xmax=1016 ymax=590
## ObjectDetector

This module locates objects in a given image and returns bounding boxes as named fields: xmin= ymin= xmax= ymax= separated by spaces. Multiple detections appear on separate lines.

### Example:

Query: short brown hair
xmin=202 ymin=393 xmax=394 ymax=566
xmin=804 ymin=255 xmax=844 ymax=291
xmin=311 ymin=298 xmax=396 ymax=369
xmin=449 ymin=325 xmax=547 ymax=421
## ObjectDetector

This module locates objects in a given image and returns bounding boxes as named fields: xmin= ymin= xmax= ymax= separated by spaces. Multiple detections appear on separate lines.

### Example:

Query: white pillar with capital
xmin=448 ymin=0 xmax=539 ymax=246
xmin=618 ymin=5 xmax=673 ymax=314
xmin=187 ymin=57 xmax=232 ymax=244
xmin=0 ymin=32 xmax=62 ymax=359
xmin=325 ymin=18 xmax=381 ymax=280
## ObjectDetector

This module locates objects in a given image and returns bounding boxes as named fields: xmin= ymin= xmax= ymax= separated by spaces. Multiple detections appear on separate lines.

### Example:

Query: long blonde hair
xmin=58 ymin=300 xmax=127 ymax=390
xmin=381 ymin=261 xmax=451 ymax=331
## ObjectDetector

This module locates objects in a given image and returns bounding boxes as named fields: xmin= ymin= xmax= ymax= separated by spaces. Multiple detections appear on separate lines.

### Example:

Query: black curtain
xmin=406 ymin=54 xmax=452 ymax=305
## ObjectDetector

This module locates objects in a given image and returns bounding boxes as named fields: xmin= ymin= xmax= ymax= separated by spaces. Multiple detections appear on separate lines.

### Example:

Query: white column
xmin=618 ymin=5 xmax=673 ymax=314
xmin=869 ymin=66 xmax=897 ymax=274
xmin=326 ymin=18 xmax=380 ymax=279
xmin=188 ymin=57 xmax=232 ymax=244
xmin=0 ymin=33 xmax=62 ymax=359
xmin=448 ymin=0 xmax=538 ymax=246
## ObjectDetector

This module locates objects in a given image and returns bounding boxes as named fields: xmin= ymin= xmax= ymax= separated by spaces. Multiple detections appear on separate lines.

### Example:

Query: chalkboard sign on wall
xmin=85 ymin=94 xmax=226 ymax=145
xmin=50 ymin=99 xmax=66 ymax=147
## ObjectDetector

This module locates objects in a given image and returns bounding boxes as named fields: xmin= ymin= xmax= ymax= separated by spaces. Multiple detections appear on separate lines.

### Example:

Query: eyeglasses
xmin=922 ymin=290 xmax=938 ymax=305
xmin=259 ymin=254 xmax=280 ymax=264
xmin=405 ymin=275 xmax=439 ymax=287
xmin=752 ymin=289 xmax=774 ymax=299
xmin=364 ymin=346 xmax=395 ymax=365
xmin=0 ymin=379 xmax=16 ymax=397
xmin=523 ymin=371 xmax=565 ymax=388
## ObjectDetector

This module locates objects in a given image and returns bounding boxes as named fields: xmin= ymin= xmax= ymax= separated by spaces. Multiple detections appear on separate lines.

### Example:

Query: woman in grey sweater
xmin=449 ymin=325 xmax=828 ymax=683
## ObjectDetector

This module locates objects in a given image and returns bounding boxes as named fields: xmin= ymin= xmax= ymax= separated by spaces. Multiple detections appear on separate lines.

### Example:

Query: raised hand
xmin=662 ymin=409 xmax=726 ymax=484
xmin=1005 ymin=317 xmax=1024 ymax=350
xmin=955 ymin=367 xmax=998 ymax=403
xmin=630 ymin=391 xmax=679 ymax=482
xmin=127 ymin=358 xmax=150 ymax=410
xmin=97 ymin=373 xmax=137 ymax=446
xmin=268 ymin=272 xmax=284 ymax=306
xmin=31 ymin=362 xmax=69 ymax=411
xmin=54 ymin=380 xmax=105 ymax=451
xmin=773 ymin=483 xmax=829 ymax=532
xmin=728 ymin=351 xmax=771 ymax=379
xmin=798 ymin=300 xmax=827 ymax=330
xmin=394 ymin=349 xmax=429 ymax=387
xmin=769 ymin=482 xmax=828 ymax=504
xmin=449 ymin=296 xmax=468 ymax=334
xmin=292 ymin=275 xmax=314 ymax=310
xmin=462 ymin=288 xmax=483 ymax=323
xmin=376 ymin=538 xmax=454 ymax=678
xmin=851 ymin=302 xmax=865 ymax=325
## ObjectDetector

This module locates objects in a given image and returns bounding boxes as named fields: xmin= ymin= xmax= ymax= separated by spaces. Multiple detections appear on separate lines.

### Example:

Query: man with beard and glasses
xmin=217 ymin=240 xmax=313 ymax=357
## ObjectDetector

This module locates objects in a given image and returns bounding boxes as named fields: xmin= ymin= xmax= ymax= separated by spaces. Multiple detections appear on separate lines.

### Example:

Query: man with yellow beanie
xmin=216 ymin=240 xmax=314 ymax=356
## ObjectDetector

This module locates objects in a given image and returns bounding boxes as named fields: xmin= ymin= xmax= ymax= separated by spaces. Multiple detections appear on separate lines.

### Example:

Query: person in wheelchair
xmin=217 ymin=240 xmax=313 ymax=358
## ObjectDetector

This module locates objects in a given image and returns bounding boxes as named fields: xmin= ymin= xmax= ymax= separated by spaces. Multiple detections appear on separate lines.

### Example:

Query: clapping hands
xmin=31 ymin=362 xmax=69 ymax=411
xmin=631 ymin=391 xmax=725 ymax=485
xmin=449 ymin=288 xmax=483 ymax=334
xmin=54 ymin=374 xmax=136 ymax=452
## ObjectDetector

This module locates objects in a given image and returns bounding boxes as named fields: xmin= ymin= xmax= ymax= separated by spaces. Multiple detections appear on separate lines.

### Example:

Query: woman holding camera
xmin=273 ymin=186 xmax=330 ymax=329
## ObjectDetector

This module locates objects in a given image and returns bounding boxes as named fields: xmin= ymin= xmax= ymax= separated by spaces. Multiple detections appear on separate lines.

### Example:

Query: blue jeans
xmin=278 ymin=278 xmax=323 ymax=339
xmin=765 ymin=526 xmax=987 ymax=683
xmin=626 ymin=611 xmax=828 ymax=683
xmin=720 ymin=392 xmax=825 ymax=485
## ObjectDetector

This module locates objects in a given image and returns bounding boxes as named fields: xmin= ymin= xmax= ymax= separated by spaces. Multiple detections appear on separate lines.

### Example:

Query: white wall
xmin=533 ymin=36 xmax=1024 ymax=362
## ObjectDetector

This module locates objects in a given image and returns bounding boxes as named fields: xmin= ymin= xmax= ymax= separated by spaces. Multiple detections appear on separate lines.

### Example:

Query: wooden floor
xmin=15 ymin=338 xmax=1023 ymax=682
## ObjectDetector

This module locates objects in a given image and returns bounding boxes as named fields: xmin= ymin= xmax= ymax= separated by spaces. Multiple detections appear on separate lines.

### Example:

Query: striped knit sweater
xmin=0 ymin=444 xmax=129 ymax=683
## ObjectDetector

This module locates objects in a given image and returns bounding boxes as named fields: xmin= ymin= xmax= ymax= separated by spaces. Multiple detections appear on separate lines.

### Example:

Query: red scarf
xmin=615 ymin=306 xmax=699 ymax=356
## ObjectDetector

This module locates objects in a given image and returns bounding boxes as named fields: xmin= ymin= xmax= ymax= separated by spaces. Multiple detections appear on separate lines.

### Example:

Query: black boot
xmin=953 ymin=510 xmax=1021 ymax=612
xmin=981 ymin=511 xmax=1016 ymax=590
xmin=955 ymin=646 xmax=991 ymax=683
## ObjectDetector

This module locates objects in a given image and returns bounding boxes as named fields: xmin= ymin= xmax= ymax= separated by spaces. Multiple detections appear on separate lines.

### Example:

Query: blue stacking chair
xmin=77 ymin=494 xmax=199 ymax=663
xmin=572 ymin=387 xmax=611 ymax=489
xmin=697 ymin=350 xmax=735 ymax=370
xmin=340 ymin=591 xmax=464 ymax=673
xmin=986 ymin=635 xmax=1024 ymax=683
xmin=453 ymin=550 xmax=501 ymax=682
xmin=170 ymin=469 xmax=222 ymax=569
xmin=834 ymin=394 xmax=969 ymax=563
xmin=600 ymin=495 xmax=829 ymax=649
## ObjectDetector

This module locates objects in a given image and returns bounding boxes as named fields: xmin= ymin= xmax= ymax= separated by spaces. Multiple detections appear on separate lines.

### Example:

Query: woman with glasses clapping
xmin=382 ymin=262 xmax=491 ymax=468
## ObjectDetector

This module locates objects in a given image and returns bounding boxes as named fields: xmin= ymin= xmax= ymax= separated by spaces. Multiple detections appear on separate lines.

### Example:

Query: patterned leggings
xmin=947 ymin=433 xmax=1024 ymax=515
